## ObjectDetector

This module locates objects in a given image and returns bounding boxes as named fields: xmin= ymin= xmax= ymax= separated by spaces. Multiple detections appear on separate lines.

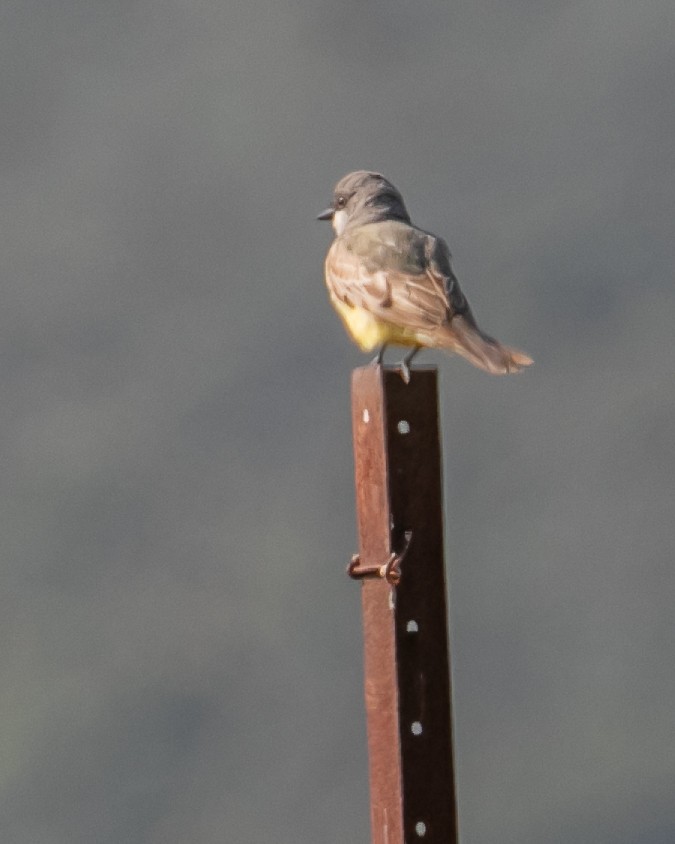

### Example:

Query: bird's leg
xmin=398 ymin=346 xmax=421 ymax=384
xmin=371 ymin=344 xmax=388 ymax=366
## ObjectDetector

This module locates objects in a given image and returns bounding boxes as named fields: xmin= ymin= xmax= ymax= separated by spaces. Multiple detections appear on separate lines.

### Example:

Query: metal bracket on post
xmin=348 ymin=531 xmax=412 ymax=585
xmin=350 ymin=365 xmax=458 ymax=844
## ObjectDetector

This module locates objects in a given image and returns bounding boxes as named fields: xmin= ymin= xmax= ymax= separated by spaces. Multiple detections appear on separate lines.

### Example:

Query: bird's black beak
xmin=317 ymin=207 xmax=334 ymax=221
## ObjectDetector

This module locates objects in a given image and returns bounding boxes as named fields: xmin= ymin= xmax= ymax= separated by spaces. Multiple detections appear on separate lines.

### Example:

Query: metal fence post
xmin=350 ymin=365 xmax=458 ymax=844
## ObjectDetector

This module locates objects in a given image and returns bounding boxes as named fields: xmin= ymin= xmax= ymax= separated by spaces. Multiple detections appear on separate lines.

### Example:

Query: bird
xmin=318 ymin=170 xmax=533 ymax=383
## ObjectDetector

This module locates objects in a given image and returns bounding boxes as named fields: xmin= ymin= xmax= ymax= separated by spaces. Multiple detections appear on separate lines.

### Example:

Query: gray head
xmin=317 ymin=170 xmax=411 ymax=235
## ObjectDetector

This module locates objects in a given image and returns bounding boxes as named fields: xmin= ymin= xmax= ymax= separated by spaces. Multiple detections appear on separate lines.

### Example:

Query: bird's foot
xmin=371 ymin=344 xmax=388 ymax=367
xmin=396 ymin=346 xmax=421 ymax=384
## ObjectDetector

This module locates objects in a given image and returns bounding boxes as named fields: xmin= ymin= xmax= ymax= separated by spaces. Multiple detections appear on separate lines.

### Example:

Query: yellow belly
xmin=331 ymin=298 xmax=421 ymax=352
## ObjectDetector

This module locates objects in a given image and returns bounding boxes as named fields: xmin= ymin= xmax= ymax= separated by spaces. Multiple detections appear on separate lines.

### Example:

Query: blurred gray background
xmin=2 ymin=1 xmax=674 ymax=842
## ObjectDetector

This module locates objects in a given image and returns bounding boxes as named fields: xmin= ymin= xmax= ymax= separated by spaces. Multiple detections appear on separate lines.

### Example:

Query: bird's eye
xmin=335 ymin=195 xmax=346 ymax=208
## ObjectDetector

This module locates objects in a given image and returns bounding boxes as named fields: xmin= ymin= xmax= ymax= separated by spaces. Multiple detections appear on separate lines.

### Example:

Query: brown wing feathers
xmin=326 ymin=226 xmax=533 ymax=375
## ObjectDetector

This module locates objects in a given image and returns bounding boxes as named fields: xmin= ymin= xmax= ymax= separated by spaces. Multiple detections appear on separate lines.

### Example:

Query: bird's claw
xmin=371 ymin=344 xmax=387 ymax=367
xmin=396 ymin=346 xmax=420 ymax=384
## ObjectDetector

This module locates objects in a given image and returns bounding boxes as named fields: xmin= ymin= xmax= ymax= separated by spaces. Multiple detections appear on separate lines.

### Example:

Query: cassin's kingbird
xmin=318 ymin=170 xmax=533 ymax=382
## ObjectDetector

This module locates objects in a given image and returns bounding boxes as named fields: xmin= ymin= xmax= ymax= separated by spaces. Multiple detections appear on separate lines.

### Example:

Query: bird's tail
xmin=438 ymin=316 xmax=533 ymax=375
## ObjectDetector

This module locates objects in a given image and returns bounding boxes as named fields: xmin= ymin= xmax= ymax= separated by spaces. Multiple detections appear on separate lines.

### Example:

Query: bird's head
xmin=317 ymin=170 xmax=410 ymax=234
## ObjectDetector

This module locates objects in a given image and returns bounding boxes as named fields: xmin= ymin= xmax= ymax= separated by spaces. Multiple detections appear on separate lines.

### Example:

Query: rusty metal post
xmin=350 ymin=365 xmax=458 ymax=844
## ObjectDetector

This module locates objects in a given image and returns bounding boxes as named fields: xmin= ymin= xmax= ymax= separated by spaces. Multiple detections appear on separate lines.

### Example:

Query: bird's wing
xmin=424 ymin=233 xmax=480 ymax=329
xmin=325 ymin=224 xmax=466 ymax=332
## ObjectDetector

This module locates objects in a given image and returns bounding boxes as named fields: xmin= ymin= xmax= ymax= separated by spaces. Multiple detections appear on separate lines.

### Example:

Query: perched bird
xmin=318 ymin=170 xmax=532 ymax=382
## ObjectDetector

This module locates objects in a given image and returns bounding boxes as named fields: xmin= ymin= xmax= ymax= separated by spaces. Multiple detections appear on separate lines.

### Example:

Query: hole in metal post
xmin=406 ymin=620 xmax=419 ymax=633
xmin=397 ymin=420 xmax=410 ymax=434
xmin=415 ymin=821 xmax=427 ymax=837
xmin=411 ymin=721 xmax=423 ymax=736
xmin=362 ymin=409 xmax=370 ymax=423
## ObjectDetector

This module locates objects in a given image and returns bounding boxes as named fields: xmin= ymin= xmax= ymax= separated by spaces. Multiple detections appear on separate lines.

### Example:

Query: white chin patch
xmin=332 ymin=209 xmax=349 ymax=235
